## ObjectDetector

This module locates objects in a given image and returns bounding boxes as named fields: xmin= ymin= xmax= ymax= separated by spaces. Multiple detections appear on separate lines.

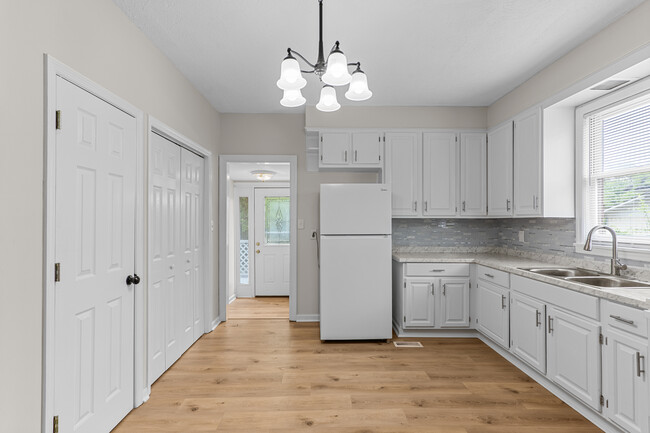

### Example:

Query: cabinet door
xmin=477 ymin=281 xmax=509 ymax=349
xmin=404 ymin=278 xmax=435 ymax=328
xmin=423 ymin=132 xmax=457 ymax=216
xmin=320 ymin=132 xmax=350 ymax=165
xmin=604 ymin=329 xmax=648 ymax=433
xmin=513 ymin=109 xmax=542 ymax=216
xmin=547 ymin=306 xmax=601 ymax=411
xmin=510 ymin=292 xmax=546 ymax=374
xmin=460 ymin=133 xmax=487 ymax=216
xmin=487 ymin=122 xmax=513 ymax=216
xmin=440 ymin=278 xmax=469 ymax=328
xmin=386 ymin=133 xmax=421 ymax=216
xmin=352 ymin=132 xmax=382 ymax=165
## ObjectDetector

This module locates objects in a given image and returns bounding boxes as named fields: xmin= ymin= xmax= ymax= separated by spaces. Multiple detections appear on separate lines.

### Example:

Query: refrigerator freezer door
xmin=320 ymin=184 xmax=391 ymax=235
xmin=320 ymin=235 xmax=392 ymax=340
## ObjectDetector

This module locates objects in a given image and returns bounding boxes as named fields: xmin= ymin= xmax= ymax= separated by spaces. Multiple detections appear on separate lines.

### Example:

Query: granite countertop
xmin=392 ymin=251 xmax=650 ymax=310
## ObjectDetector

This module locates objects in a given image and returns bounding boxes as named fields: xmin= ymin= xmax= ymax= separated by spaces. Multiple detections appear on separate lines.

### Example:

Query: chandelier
xmin=276 ymin=0 xmax=372 ymax=112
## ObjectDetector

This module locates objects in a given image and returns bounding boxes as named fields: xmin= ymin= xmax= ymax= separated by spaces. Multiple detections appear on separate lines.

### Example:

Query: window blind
xmin=584 ymin=91 xmax=650 ymax=246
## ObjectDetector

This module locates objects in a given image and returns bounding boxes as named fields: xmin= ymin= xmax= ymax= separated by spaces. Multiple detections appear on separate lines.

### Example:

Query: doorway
xmin=219 ymin=156 xmax=297 ymax=321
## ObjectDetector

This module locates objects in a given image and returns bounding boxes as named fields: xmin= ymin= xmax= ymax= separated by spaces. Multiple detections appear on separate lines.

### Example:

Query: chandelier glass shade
xmin=276 ymin=0 xmax=372 ymax=112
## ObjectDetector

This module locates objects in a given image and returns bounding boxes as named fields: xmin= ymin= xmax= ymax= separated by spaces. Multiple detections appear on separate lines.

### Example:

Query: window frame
xmin=575 ymin=75 xmax=650 ymax=262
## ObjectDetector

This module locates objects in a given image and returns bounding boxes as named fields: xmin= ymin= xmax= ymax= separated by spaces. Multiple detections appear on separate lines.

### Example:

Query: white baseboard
xmin=210 ymin=318 xmax=221 ymax=331
xmin=296 ymin=314 xmax=320 ymax=322
xmin=392 ymin=320 xmax=476 ymax=338
xmin=228 ymin=294 xmax=236 ymax=304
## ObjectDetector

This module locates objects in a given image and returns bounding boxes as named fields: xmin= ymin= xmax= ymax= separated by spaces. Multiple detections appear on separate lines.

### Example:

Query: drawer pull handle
xmin=501 ymin=295 xmax=506 ymax=309
xmin=610 ymin=315 xmax=634 ymax=325
xmin=536 ymin=310 xmax=541 ymax=327
xmin=429 ymin=269 xmax=444 ymax=273
xmin=443 ymin=284 xmax=446 ymax=296
xmin=637 ymin=352 xmax=645 ymax=377
xmin=484 ymin=273 xmax=495 ymax=278
xmin=548 ymin=316 xmax=553 ymax=334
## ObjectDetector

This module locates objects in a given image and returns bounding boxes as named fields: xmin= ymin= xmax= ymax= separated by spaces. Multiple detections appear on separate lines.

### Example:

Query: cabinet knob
xmin=256 ymin=249 xmax=261 ymax=254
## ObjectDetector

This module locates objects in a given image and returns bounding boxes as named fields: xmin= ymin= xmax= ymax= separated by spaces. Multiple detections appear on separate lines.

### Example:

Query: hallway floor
xmin=112 ymin=316 xmax=600 ymax=432
xmin=227 ymin=296 xmax=289 ymax=320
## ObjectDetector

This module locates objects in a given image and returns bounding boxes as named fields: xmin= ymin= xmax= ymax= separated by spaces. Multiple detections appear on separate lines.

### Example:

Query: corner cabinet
xmin=392 ymin=261 xmax=470 ymax=334
xmin=459 ymin=133 xmax=487 ymax=216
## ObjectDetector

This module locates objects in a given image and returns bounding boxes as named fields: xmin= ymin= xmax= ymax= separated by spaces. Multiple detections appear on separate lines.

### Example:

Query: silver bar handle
xmin=443 ymin=284 xmax=446 ymax=296
xmin=536 ymin=196 xmax=539 ymax=209
xmin=501 ymin=295 xmax=506 ymax=309
xmin=548 ymin=316 xmax=553 ymax=334
xmin=354 ymin=150 xmax=358 ymax=162
xmin=610 ymin=315 xmax=634 ymax=325
xmin=344 ymin=150 xmax=348 ymax=162
xmin=462 ymin=201 xmax=466 ymax=212
xmin=532 ymin=194 xmax=536 ymax=209
xmin=414 ymin=201 xmax=417 ymax=212
xmin=424 ymin=201 xmax=428 ymax=212
xmin=430 ymin=283 xmax=434 ymax=296
xmin=429 ymin=269 xmax=444 ymax=273
xmin=506 ymin=199 xmax=511 ymax=212
xmin=484 ymin=273 xmax=495 ymax=278
xmin=637 ymin=352 xmax=645 ymax=377
xmin=536 ymin=310 xmax=541 ymax=327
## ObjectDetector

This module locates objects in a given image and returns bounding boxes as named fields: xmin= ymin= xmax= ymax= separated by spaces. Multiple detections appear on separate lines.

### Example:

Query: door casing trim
xmin=43 ymin=55 xmax=146 ymax=433
xmin=219 ymin=155 xmax=298 ymax=321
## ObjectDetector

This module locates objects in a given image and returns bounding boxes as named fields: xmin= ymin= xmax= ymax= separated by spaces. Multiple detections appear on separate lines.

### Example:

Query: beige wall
xmin=306 ymin=106 xmax=488 ymax=129
xmin=219 ymin=114 xmax=376 ymax=317
xmin=488 ymin=0 xmax=650 ymax=127
xmin=0 ymin=1 xmax=220 ymax=431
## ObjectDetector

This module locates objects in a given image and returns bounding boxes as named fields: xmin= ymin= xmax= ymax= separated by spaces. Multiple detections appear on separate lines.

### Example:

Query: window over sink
xmin=577 ymin=76 xmax=650 ymax=259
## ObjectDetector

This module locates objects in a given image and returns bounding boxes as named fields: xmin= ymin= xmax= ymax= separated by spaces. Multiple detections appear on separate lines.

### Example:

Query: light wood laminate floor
xmin=113 ymin=319 xmax=601 ymax=432
xmin=227 ymin=296 xmax=289 ymax=320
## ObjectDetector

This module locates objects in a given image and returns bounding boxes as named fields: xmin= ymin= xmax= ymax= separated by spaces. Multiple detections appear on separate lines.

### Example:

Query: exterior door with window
xmin=254 ymin=188 xmax=290 ymax=295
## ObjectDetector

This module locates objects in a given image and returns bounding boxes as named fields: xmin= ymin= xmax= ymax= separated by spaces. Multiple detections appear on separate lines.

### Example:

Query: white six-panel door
xmin=254 ymin=188 xmax=290 ymax=296
xmin=54 ymin=77 xmax=136 ymax=433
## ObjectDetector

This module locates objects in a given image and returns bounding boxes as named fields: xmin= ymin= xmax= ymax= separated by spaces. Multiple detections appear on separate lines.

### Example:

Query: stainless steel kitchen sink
xmin=565 ymin=276 xmax=650 ymax=289
xmin=523 ymin=268 xmax=600 ymax=277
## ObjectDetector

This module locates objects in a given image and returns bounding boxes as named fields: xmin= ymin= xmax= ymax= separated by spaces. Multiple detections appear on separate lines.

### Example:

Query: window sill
xmin=573 ymin=243 xmax=650 ymax=263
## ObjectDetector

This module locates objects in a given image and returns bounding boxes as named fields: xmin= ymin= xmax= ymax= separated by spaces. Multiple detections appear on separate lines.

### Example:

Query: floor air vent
xmin=393 ymin=341 xmax=423 ymax=348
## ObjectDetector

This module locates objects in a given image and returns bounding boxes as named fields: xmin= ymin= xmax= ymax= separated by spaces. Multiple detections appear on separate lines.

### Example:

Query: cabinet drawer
xmin=406 ymin=263 xmax=469 ymax=277
xmin=477 ymin=265 xmax=509 ymax=288
xmin=603 ymin=301 xmax=648 ymax=339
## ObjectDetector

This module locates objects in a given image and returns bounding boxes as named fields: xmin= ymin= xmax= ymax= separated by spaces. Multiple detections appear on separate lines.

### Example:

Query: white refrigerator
xmin=319 ymin=184 xmax=393 ymax=340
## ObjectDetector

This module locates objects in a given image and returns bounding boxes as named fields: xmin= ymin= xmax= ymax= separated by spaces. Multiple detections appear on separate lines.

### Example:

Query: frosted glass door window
xmin=239 ymin=196 xmax=249 ymax=284
xmin=264 ymin=197 xmax=290 ymax=244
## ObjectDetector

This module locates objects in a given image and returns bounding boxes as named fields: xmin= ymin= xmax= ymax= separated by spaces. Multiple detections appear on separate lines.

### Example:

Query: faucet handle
xmin=615 ymin=260 xmax=628 ymax=275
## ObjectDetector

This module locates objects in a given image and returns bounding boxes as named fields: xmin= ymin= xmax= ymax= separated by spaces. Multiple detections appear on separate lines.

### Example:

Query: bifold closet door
xmin=180 ymin=149 xmax=205 ymax=348
xmin=149 ymin=133 xmax=182 ymax=383
xmin=149 ymin=134 xmax=205 ymax=385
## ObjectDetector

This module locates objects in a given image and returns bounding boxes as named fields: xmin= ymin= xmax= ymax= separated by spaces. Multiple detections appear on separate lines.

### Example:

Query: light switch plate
xmin=298 ymin=218 xmax=305 ymax=230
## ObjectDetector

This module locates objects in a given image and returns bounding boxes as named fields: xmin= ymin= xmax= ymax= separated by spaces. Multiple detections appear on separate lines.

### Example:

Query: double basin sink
xmin=520 ymin=267 xmax=650 ymax=289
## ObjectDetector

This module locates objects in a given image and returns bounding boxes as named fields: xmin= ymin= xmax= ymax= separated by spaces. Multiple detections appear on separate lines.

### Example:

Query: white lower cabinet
xmin=547 ymin=306 xmax=602 ymax=412
xmin=393 ymin=262 xmax=470 ymax=331
xmin=404 ymin=278 xmax=435 ymax=328
xmin=477 ymin=280 xmax=510 ymax=349
xmin=510 ymin=292 xmax=546 ymax=374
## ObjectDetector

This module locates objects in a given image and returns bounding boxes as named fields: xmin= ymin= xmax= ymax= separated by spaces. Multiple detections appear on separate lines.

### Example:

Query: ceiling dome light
xmin=345 ymin=66 xmax=372 ymax=101
xmin=280 ymin=89 xmax=306 ymax=107
xmin=250 ymin=170 xmax=276 ymax=182
xmin=276 ymin=53 xmax=306 ymax=90
xmin=322 ymin=44 xmax=352 ymax=86
xmin=316 ymin=85 xmax=340 ymax=112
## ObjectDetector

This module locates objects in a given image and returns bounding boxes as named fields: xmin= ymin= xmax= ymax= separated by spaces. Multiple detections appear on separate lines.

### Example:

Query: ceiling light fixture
xmin=276 ymin=0 xmax=372 ymax=112
xmin=251 ymin=170 xmax=276 ymax=182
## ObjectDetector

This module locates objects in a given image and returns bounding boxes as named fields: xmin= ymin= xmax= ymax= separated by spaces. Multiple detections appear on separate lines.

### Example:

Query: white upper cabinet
xmin=487 ymin=122 xmax=513 ymax=216
xmin=513 ymin=108 xmax=542 ymax=216
xmin=459 ymin=133 xmax=486 ymax=216
xmin=320 ymin=132 xmax=350 ymax=165
xmin=386 ymin=132 xmax=422 ymax=217
xmin=351 ymin=132 xmax=383 ymax=165
xmin=423 ymin=132 xmax=458 ymax=217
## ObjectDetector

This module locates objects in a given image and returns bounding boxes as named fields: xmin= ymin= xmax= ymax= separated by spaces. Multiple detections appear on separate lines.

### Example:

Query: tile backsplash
xmin=392 ymin=217 xmax=650 ymax=269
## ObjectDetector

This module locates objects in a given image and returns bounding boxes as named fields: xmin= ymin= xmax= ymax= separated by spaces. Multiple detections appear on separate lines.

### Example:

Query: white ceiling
xmin=227 ymin=162 xmax=290 ymax=182
xmin=113 ymin=0 xmax=644 ymax=113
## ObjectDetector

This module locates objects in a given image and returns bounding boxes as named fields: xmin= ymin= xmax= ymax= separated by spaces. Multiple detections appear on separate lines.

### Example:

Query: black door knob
xmin=126 ymin=274 xmax=141 ymax=286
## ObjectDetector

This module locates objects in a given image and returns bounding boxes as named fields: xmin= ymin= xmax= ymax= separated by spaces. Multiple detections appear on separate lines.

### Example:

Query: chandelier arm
xmin=288 ymin=48 xmax=317 ymax=69
xmin=301 ymin=69 xmax=316 ymax=74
